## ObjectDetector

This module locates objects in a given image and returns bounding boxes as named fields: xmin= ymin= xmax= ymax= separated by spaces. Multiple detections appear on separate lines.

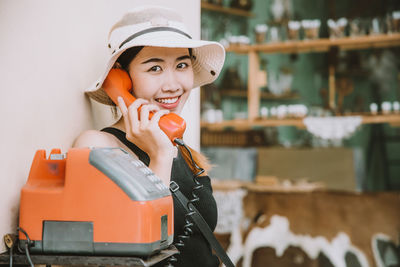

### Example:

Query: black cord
xmin=24 ymin=243 xmax=34 ymax=267
xmin=165 ymin=138 xmax=206 ymax=267
xmin=9 ymin=240 xmax=13 ymax=267
xmin=175 ymin=139 xmax=204 ymax=211
xmin=174 ymin=138 xmax=205 ymax=226
xmin=16 ymin=227 xmax=34 ymax=267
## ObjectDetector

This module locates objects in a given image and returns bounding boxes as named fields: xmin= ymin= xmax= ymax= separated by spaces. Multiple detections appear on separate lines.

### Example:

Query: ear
xmin=112 ymin=62 xmax=123 ymax=69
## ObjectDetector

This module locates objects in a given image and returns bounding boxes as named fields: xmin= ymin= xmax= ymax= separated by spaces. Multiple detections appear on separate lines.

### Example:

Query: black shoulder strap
xmin=101 ymin=127 xmax=150 ymax=166
xmin=170 ymin=182 xmax=235 ymax=267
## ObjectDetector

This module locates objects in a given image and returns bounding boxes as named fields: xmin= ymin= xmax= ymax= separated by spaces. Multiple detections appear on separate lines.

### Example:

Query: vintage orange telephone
xmin=103 ymin=68 xmax=186 ymax=143
xmin=18 ymin=147 xmax=174 ymax=256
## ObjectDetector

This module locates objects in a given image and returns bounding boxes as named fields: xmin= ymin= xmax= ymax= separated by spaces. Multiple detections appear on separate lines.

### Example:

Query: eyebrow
xmin=177 ymin=55 xmax=191 ymax=61
xmin=141 ymin=55 xmax=191 ymax=64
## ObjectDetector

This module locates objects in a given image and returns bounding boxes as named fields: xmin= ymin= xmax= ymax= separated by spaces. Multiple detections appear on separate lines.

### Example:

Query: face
xmin=127 ymin=46 xmax=194 ymax=114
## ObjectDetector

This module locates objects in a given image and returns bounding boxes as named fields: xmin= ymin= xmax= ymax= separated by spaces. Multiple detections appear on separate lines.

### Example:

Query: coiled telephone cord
xmin=165 ymin=138 xmax=205 ymax=267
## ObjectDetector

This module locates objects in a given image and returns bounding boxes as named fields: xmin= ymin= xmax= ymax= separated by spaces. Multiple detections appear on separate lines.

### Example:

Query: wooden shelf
xmin=361 ymin=113 xmax=400 ymax=125
xmin=220 ymin=90 xmax=300 ymax=100
xmin=201 ymin=114 xmax=400 ymax=131
xmin=226 ymin=34 xmax=400 ymax=54
xmin=227 ymin=34 xmax=400 ymax=120
xmin=211 ymin=180 xmax=325 ymax=192
xmin=202 ymin=118 xmax=305 ymax=130
xmin=201 ymin=2 xmax=254 ymax=17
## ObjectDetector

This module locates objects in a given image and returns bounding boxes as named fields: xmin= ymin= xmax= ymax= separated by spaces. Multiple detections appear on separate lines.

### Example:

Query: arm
xmin=116 ymin=97 xmax=176 ymax=186
xmin=148 ymin=152 xmax=174 ymax=186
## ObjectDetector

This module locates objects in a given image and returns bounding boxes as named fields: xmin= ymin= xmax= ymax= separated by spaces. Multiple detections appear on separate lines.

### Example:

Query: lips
xmin=155 ymin=96 xmax=180 ymax=110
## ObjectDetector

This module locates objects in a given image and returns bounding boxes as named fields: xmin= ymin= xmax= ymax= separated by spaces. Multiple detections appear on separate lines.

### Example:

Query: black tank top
xmin=101 ymin=127 xmax=220 ymax=267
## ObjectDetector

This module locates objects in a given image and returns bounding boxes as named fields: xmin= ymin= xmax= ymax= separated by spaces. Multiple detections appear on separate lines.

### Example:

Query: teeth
xmin=157 ymin=97 xmax=178 ymax=104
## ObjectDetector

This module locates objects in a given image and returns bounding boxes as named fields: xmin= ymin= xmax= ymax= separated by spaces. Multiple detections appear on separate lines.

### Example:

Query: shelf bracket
xmin=329 ymin=64 xmax=336 ymax=110
xmin=248 ymin=51 xmax=267 ymax=120
xmin=327 ymin=46 xmax=339 ymax=112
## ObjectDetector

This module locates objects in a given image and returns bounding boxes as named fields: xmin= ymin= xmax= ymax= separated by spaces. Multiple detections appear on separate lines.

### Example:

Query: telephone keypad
xmin=89 ymin=148 xmax=170 ymax=201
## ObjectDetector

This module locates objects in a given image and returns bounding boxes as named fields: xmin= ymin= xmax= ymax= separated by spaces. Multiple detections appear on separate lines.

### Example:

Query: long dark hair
xmin=115 ymin=46 xmax=210 ymax=174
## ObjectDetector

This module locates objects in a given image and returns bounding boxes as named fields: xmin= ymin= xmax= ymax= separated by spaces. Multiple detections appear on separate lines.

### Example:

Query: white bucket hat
xmin=86 ymin=5 xmax=226 ymax=106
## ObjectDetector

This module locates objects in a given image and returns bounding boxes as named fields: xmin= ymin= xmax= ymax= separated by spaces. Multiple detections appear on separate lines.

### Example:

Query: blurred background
xmin=199 ymin=0 xmax=400 ymax=266
xmin=200 ymin=0 xmax=400 ymax=192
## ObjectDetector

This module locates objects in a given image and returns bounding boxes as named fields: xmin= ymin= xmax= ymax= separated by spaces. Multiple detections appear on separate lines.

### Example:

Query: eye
xmin=177 ymin=62 xmax=189 ymax=69
xmin=148 ymin=65 xmax=162 ymax=72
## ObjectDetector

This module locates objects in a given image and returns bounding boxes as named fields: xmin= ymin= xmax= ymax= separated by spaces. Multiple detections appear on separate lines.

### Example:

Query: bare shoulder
xmin=72 ymin=130 xmax=120 ymax=148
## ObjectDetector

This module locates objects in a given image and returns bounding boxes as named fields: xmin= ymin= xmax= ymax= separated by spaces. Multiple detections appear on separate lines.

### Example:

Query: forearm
xmin=149 ymin=152 xmax=174 ymax=186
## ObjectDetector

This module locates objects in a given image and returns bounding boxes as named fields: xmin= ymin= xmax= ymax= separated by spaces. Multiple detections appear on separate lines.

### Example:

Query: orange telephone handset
xmin=102 ymin=68 xmax=186 ymax=142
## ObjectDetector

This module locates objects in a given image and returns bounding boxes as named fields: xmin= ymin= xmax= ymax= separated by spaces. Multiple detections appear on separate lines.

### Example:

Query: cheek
xmin=184 ymin=71 xmax=194 ymax=88
xmin=177 ymin=89 xmax=192 ymax=113
xmin=130 ymin=74 xmax=157 ymax=99
xmin=178 ymin=73 xmax=193 ymax=97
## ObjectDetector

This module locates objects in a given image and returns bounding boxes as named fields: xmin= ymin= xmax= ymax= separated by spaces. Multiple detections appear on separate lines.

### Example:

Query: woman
xmin=73 ymin=5 xmax=225 ymax=267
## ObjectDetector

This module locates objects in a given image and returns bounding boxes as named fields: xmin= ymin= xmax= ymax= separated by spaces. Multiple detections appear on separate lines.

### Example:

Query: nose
xmin=161 ymin=70 xmax=180 ymax=93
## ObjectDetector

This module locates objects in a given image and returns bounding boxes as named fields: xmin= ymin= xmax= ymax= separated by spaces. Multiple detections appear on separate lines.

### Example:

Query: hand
xmin=117 ymin=97 xmax=175 ymax=184
xmin=117 ymin=96 xmax=175 ymax=158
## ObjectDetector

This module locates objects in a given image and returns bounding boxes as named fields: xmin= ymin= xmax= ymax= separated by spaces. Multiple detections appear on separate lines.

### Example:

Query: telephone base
xmin=18 ymin=220 xmax=173 ymax=256
xmin=0 ymin=245 xmax=178 ymax=267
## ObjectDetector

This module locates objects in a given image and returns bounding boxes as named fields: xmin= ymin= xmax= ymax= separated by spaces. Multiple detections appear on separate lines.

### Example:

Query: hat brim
xmin=85 ymin=31 xmax=225 ymax=106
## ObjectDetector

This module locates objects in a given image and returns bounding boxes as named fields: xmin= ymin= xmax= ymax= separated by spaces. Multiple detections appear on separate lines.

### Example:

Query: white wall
xmin=0 ymin=0 xmax=200 ymax=253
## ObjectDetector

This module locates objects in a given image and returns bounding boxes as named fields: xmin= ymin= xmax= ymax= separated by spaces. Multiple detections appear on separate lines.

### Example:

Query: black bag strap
xmin=169 ymin=181 xmax=234 ymax=267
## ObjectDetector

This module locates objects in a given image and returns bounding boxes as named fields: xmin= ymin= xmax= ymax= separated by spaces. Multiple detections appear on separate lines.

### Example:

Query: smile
xmin=155 ymin=97 xmax=179 ymax=104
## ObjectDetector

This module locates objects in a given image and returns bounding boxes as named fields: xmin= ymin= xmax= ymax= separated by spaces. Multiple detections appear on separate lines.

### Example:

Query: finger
xmin=140 ymin=104 xmax=161 ymax=120
xmin=117 ymin=96 xmax=128 ymax=115
xmin=130 ymin=98 xmax=149 ymax=110
xmin=139 ymin=104 xmax=160 ymax=128
xmin=117 ymin=97 xmax=132 ymax=133
xmin=149 ymin=109 xmax=170 ymax=128
xmin=128 ymin=99 xmax=149 ymax=129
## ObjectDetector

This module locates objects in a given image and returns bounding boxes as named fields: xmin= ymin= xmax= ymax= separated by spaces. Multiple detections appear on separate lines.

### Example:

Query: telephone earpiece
xmin=102 ymin=68 xmax=186 ymax=143
xmin=103 ymin=68 xmax=134 ymax=106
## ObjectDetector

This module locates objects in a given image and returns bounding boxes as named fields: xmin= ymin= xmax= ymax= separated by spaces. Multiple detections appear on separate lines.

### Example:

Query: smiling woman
xmin=125 ymin=46 xmax=194 ymax=114
xmin=116 ymin=46 xmax=194 ymax=113
xmin=72 ymin=5 xmax=225 ymax=267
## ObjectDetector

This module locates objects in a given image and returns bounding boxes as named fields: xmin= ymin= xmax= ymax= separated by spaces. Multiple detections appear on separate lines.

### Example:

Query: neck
xmin=111 ymin=117 xmax=126 ymax=132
